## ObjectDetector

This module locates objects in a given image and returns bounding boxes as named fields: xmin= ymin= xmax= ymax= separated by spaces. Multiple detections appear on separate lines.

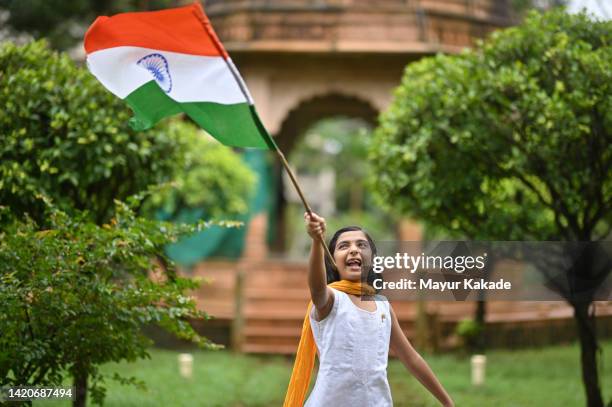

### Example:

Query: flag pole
xmin=274 ymin=147 xmax=337 ymax=270
xmin=198 ymin=11 xmax=337 ymax=270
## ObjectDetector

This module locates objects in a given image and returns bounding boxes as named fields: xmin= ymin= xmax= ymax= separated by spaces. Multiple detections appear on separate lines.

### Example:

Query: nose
xmin=349 ymin=245 xmax=360 ymax=255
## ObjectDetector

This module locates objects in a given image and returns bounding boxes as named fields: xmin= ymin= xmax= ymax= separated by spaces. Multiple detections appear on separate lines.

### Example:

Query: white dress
xmin=304 ymin=287 xmax=393 ymax=407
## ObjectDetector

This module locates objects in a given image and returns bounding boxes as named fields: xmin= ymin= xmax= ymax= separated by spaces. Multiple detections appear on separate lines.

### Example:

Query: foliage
xmin=372 ymin=9 xmax=611 ymax=406
xmin=286 ymin=118 xmax=397 ymax=256
xmin=325 ymin=210 xmax=396 ymax=243
xmin=0 ymin=41 xmax=255 ymax=406
xmin=455 ymin=318 xmax=482 ymax=339
xmin=290 ymin=118 xmax=372 ymax=211
xmin=371 ymin=9 xmax=611 ymax=241
xmin=0 ymin=40 xmax=177 ymax=225
xmin=454 ymin=318 xmax=484 ymax=353
xmin=0 ymin=0 xmax=177 ymax=50
xmin=512 ymin=0 xmax=567 ymax=15
xmin=0 ymin=197 xmax=218 ymax=405
xmin=0 ymin=41 xmax=255 ymax=227
xmin=142 ymin=121 xmax=256 ymax=222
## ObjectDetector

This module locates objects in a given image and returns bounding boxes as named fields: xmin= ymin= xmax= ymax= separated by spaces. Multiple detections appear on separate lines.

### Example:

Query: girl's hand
xmin=304 ymin=212 xmax=326 ymax=240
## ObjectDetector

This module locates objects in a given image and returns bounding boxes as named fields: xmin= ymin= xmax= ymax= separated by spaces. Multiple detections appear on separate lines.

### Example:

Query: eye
xmin=337 ymin=242 xmax=348 ymax=249
xmin=358 ymin=241 xmax=369 ymax=249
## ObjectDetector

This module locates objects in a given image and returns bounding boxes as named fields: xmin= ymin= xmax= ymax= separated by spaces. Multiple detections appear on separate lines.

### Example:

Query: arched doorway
xmin=269 ymin=92 xmax=395 ymax=255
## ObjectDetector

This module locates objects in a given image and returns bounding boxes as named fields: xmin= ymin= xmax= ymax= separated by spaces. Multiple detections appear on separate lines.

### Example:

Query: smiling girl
xmin=283 ymin=212 xmax=454 ymax=407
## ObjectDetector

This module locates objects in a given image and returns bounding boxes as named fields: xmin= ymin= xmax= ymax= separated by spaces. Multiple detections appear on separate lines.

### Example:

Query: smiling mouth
xmin=346 ymin=259 xmax=362 ymax=270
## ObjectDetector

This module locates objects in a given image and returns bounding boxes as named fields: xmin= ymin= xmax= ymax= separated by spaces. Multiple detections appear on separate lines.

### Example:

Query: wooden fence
xmin=186 ymin=259 xmax=612 ymax=353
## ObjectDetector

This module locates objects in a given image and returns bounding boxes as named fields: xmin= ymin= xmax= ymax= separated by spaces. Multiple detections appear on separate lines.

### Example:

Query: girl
xmin=283 ymin=212 xmax=454 ymax=407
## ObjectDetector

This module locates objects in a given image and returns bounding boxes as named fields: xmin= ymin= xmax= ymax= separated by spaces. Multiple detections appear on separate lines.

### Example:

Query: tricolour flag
xmin=84 ymin=2 xmax=275 ymax=149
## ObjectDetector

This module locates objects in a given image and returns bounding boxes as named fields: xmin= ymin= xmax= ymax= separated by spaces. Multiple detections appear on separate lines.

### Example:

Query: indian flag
xmin=84 ymin=2 xmax=275 ymax=149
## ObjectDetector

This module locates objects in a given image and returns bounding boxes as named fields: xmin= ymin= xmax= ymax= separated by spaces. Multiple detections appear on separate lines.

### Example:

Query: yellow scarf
xmin=283 ymin=279 xmax=376 ymax=407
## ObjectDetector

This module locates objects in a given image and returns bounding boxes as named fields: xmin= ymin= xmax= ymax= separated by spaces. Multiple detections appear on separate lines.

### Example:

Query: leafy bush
xmin=143 ymin=121 xmax=256 ymax=221
xmin=455 ymin=318 xmax=484 ymax=353
xmin=0 ymin=40 xmax=255 ymax=405
xmin=371 ymin=10 xmax=611 ymax=241
xmin=0 ymin=40 xmax=256 ymax=227
xmin=371 ymin=9 xmax=611 ymax=405
xmin=0 ymin=198 xmax=217 ymax=405
xmin=0 ymin=40 xmax=177 ymax=224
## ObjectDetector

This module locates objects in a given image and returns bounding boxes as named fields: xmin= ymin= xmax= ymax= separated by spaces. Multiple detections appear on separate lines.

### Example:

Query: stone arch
xmin=275 ymin=92 xmax=379 ymax=154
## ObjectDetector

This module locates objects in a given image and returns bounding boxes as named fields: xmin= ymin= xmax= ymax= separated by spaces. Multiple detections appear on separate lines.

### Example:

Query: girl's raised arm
xmin=304 ymin=212 xmax=334 ymax=320
xmin=389 ymin=306 xmax=454 ymax=407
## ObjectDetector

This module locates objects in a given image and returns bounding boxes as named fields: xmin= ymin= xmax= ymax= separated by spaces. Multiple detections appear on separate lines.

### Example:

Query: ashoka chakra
xmin=137 ymin=53 xmax=172 ymax=93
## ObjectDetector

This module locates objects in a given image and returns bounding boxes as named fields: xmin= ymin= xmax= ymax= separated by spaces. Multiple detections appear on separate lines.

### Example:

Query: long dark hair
xmin=324 ymin=226 xmax=381 ymax=288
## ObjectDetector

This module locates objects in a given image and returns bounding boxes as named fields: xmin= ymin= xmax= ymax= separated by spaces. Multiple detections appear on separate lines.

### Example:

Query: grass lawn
xmin=35 ymin=340 xmax=611 ymax=406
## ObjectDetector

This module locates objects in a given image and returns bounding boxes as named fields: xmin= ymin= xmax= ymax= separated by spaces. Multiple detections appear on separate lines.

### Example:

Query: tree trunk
xmin=474 ymin=300 xmax=486 ymax=353
xmin=72 ymin=369 xmax=88 ymax=407
xmin=473 ymin=251 xmax=494 ymax=354
xmin=414 ymin=298 xmax=429 ymax=351
xmin=573 ymin=300 xmax=604 ymax=407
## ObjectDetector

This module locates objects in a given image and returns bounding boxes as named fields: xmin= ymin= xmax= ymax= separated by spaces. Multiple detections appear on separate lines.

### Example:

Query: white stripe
xmin=227 ymin=58 xmax=254 ymax=105
xmin=86 ymin=46 xmax=248 ymax=104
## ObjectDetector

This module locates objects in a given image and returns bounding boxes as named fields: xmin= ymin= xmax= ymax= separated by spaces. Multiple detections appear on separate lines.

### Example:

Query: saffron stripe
xmin=84 ymin=3 xmax=227 ymax=58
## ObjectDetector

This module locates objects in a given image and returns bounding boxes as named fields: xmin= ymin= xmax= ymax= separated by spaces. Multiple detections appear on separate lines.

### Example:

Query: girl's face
xmin=333 ymin=230 xmax=373 ymax=282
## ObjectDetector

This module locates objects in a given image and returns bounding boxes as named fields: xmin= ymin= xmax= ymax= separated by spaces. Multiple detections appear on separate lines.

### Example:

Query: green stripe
xmin=125 ymin=81 xmax=275 ymax=149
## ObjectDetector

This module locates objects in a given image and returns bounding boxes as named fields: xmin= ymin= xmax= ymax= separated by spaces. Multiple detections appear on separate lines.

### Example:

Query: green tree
xmin=0 ymin=41 xmax=255 ymax=226
xmin=0 ymin=0 xmax=178 ymax=50
xmin=0 ymin=199 xmax=216 ymax=407
xmin=371 ymin=10 xmax=611 ymax=407
xmin=0 ymin=41 xmax=255 ymax=406
xmin=0 ymin=40 xmax=176 ymax=225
